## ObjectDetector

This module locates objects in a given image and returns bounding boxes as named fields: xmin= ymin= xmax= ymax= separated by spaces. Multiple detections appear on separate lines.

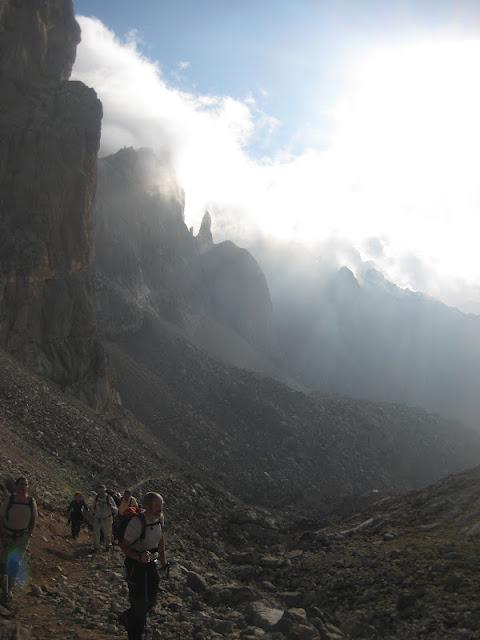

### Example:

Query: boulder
xmin=247 ymin=601 xmax=284 ymax=630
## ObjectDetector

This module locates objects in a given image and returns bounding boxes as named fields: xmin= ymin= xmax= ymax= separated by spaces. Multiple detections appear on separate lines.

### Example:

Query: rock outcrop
xmin=187 ymin=240 xmax=275 ymax=359
xmin=0 ymin=0 xmax=108 ymax=407
xmin=95 ymin=147 xmax=190 ymax=334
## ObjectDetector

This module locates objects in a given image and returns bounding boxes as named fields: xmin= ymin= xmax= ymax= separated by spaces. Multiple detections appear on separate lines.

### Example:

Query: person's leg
xmin=5 ymin=535 xmax=29 ymax=594
xmin=0 ymin=541 xmax=8 ymax=603
xmin=112 ymin=518 xmax=118 ymax=544
xmin=93 ymin=519 xmax=101 ymax=550
xmin=146 ymin=563 xmax=160 ymax=612
xmin=71 ymin=518 xmax=81 ymax=539
xmin=102 ymin=516 xmax=112 ymax=549
xmin=123 ymin=559 xmax=148 ymax=640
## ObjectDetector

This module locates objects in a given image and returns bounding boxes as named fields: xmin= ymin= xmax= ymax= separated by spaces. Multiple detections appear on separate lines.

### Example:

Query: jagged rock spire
xmin=197 ymin=210 xmax=213 ymax=252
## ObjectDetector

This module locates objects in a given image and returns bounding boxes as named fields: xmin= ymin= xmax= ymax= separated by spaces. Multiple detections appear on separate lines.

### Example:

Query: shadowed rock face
xmin=0 ymin=0 xmax=80 ymax=86
xmin=189 ymin=240 xmax=274 ymax=356
xmin=0 ymin=0 xmax=108 ymax=407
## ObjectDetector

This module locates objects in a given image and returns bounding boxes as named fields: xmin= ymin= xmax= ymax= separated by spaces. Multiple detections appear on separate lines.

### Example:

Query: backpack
xmin=107 ymin=490 xmax=121 ymax=507
xmin=5 ymin=495 xmax=34 ymax=529
xmin=117 ymin=507 xmax=163 ymax=545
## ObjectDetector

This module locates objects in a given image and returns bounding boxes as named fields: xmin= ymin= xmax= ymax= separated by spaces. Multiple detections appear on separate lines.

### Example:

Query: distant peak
xmin=336 ymin=266 xmax=360 ymax=288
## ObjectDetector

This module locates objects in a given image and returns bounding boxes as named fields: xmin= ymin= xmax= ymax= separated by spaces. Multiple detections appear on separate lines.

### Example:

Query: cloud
xmin=74 ymin=17 xmax=255 ymax=208
xmin=73 ymin=17 xmax=480 ymax=314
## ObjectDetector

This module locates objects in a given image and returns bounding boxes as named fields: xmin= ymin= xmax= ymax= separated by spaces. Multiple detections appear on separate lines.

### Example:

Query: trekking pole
xmin=161 ymin=560 xmax=172 ymax=579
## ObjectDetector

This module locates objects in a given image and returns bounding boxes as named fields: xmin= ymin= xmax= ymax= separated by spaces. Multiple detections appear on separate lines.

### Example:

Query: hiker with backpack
xmin=119 ymin=491 xmax=167 ymax=640
xmin=92 ymin=485 xmax=118 ymax=552
xmin=0 ymin=476 xmax=37 ymax=604
xmin=66 ymin=492 xmax=88 ymax=540
xmin=114 ymin=490 xmax=138 ymax=544
xmin=118 ymin=490 xmax=138 ymax=517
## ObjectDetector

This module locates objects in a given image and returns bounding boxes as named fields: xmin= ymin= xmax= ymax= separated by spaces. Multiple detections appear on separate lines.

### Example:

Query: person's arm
xmin=0 ymin=499 xmax=8 ymax=538
xmin=29 ymin=499 xmax=38 ymax=536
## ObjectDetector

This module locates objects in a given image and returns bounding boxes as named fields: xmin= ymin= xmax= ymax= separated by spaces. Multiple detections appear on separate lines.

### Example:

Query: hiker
xmin=92 ymin=485 xmax=118 ymax=552
xmin=107 ymin=488 xmax=122 ymax=508
xmin=118 ymin=490 xmax=138 ymax=517
xmin=119 ymin=491 xmax=167 ymax=640
xmin=114 ymin=490 xmax=138 ymax=544
xmin=66 ymin=492 xmax=88 ymax=540
xmin=0 ymin=476 xmax=37 ymax=603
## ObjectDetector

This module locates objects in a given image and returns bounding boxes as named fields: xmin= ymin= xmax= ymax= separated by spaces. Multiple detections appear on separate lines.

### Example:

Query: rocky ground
xmin=2 ymin=348 xmax=480 ymax=639
xmin=4 ymin=468 xmax=480 ymax=640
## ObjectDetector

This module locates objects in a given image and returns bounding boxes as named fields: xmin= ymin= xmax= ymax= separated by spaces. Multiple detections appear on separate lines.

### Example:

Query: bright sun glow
xmin=326 ymin=39 xmax=480 ymax=288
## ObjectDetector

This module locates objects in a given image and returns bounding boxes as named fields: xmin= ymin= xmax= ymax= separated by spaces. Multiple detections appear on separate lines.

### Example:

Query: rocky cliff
xmin=95 ymin=147 xmax=285 ymax=380
xmin=0 ymin=0 xmax=108 ymax=407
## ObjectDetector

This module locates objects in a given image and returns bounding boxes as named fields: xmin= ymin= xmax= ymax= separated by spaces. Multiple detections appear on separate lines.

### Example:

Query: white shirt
xmin=124 ymin=513 xmax=164 ymax=552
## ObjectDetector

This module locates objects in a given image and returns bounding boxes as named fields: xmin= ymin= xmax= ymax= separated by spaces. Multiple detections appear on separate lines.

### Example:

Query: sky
xmin=73 ymin=0 xmax=480 ymax=313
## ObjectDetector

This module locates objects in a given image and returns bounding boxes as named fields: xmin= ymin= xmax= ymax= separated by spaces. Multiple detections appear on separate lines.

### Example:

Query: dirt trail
xmin=11 ymin=509 xmax=115 ymax=640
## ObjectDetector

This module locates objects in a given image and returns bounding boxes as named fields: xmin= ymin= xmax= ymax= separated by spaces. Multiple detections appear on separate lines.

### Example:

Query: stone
xmin=287 ymin=608 xmax=308 ymax=623
xmin=205 ymin=584 xmax=259 ymax=606
xmin=211 ymin=618 xmax=236 ymax=634
xmin=259 ymin=556 xmax=284 ymax=569
xmin=186 ymin=570 xmax=208 ymax=593
xmin=247 ymin=602 xmax=284 ymax=630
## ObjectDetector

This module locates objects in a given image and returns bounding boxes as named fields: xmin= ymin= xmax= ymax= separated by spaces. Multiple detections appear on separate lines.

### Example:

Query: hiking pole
xmin=162 ymin=560 xmax=172 ymax=579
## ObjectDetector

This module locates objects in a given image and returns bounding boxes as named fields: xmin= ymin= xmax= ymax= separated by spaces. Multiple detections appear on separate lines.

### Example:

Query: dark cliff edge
xmin=0 ymin=0 xmax=109 ymax=408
